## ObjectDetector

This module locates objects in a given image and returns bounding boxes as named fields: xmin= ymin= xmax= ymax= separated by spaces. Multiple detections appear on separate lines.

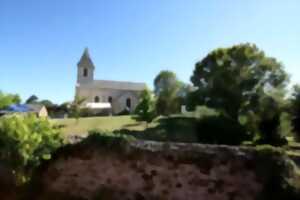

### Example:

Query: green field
xmin=52 ymin=115 xmax=150 ymax=136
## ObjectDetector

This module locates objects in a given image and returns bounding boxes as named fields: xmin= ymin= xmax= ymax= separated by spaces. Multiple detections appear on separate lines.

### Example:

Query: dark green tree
xmin=25 ymin=95 xmax=38 ymax=104
xmin=39 ymin=100 xmax=55 ymax=108
xmin=154 ymin=71 xmax=183 ymax=115
xmin=191 ymin=43 xmax=288 ymax=121
xmin=134 ymin=89 xmax=156 ymax=127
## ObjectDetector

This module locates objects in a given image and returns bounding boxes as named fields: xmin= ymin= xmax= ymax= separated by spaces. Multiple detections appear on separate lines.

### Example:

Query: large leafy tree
xmin=0 ymin=91 xmax=21 ymax=109
xmin=154 ymin=71 xmax=183 ymax=115
xmin=191 ymin=43 xmax=288 ymax=121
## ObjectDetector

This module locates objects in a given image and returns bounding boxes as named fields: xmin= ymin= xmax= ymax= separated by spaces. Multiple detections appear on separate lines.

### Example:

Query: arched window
xmin=108 ymin=96 xmax=113 ymax=103
xmin=126 ymin=98 xmax=131 ymax=108
xmin=94 ymin=96 xmax=100 ymax=103
xmin=83 ymin=68 xmax=88 ymax=77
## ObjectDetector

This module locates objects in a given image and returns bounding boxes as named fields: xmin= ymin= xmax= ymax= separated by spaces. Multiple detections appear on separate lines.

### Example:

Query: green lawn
xmin=52 ymin=115 xmax=149 ymax=136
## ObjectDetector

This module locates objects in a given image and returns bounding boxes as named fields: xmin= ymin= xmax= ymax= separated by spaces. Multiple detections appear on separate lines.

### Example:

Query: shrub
xmin=254 ymin=145 xmax=300 ymax=200
xmin=0 ymin=114 xmax=63 ymax=183
xmin=134 ymin=89 xmax=156 ymax=125
xmin=196 ymin=115 xmax=251 ymax=145
xmin=255 ymin=96 xmax=288 ymax=146
xmin=291 ymin=85 xmax=300 ymax=141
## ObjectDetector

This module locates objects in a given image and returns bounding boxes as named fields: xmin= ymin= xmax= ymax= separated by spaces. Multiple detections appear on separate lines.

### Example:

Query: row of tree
xmin=135 ymin=43 xmax=300 ymax=145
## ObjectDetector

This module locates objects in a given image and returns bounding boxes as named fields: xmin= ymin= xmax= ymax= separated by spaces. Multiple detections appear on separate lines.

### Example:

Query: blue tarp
xmin=7 ymin=104 xmax=30 ymax=112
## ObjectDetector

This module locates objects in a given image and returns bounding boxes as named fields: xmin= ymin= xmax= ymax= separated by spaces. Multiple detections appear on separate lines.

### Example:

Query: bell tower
xmin=77 ymin=48 xmax=95 ymax=84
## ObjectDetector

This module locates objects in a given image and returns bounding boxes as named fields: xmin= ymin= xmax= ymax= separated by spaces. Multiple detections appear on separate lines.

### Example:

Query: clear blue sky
xmin=1 ymin=0 xmax=299 ymax=103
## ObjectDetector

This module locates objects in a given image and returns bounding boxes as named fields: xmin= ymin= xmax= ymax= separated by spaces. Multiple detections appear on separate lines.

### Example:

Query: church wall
xmin=76 ymin=86 xmax=140 ymax=114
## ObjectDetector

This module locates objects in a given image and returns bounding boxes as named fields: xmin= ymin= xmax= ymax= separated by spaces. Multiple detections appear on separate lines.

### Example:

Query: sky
xmin=0 ymin=0 xmax=299 ymax=103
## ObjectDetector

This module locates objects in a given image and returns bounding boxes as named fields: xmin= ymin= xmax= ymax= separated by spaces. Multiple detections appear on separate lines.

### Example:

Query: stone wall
xmin=30 ymin=137 xmax=298 ymax=200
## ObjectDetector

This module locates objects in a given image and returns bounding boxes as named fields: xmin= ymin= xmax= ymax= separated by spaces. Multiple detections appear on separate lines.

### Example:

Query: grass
xmin=51 ymin=115 xmax=152 ymax=136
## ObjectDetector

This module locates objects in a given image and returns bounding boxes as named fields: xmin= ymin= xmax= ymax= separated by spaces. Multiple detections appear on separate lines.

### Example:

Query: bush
xmin=291 ymin=85 xmax=300 ymax=141
xmin=254 ymin=145 xmax=300 ymax=200
xmin=254 ymin=96 xmax=288 ymax=146
xmin=196 ymin=115 xmax=251 ymax=145
xmin=0 ymin=114 xmax=63 ymax=183
xmin=117 ymin=109 xmax=130 ymax=116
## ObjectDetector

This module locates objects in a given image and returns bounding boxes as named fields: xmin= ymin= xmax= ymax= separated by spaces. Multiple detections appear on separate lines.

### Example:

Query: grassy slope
xmin=52 ymin=115 xmax=147 ymax=136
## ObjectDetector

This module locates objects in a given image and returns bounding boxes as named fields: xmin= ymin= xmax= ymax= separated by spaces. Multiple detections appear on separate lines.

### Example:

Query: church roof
xmin=81 ymin=80 xmax=146 ymax=91
xmin=77 ymin=48 xmax=95 ymax=68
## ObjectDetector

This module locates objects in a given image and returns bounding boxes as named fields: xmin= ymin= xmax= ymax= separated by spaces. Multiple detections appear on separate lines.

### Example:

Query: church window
xmin=94 ymin=96 xmax=100 ymax=103
xmin=108 ymin=96 xmax=113 ymax=103
xmin=126 ymin=98 xmax=131 ymax=108
xmin=83 ymin=68 xmax=88 ymax=77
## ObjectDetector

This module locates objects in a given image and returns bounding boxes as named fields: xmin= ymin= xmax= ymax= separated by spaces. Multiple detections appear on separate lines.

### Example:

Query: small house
xmin=0 ymin=104 xmax=48 ymax=118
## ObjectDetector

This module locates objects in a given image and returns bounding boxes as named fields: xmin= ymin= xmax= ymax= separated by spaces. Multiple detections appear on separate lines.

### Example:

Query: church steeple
xmin=77 ymin=48 xmax=95 ymax=84
xmin=77 ymin=48 xmax=95 ymax=69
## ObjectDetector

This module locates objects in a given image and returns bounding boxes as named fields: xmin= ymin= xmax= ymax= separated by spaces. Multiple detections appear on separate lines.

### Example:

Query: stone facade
xmin=75 ymin=48 xmax=146 ymax=114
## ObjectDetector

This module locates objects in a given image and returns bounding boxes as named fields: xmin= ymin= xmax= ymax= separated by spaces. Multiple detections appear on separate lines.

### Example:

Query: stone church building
xmin=75 ymin=48 xmax=146 ymax=114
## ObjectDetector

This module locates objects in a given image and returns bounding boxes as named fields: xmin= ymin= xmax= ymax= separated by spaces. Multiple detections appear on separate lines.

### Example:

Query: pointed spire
xmin=77 ymin=47 xmax=95 ymax=68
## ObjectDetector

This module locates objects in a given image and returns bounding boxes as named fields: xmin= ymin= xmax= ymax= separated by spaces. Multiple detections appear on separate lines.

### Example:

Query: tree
xmin=134 ymin=89 xmax=156 ymax=127
xmin=70 ymin=95 xmax=86 ymax=122
xmin=291 ymin=85 xmax=300 ymax=141
xmin=191 ymin=43 xmax=288 ymax=121
xmin=39 ymin=99 xmax=55 ymax=108
xmin=25 ymin=95 xmax=38 ymax=104
xmin=0 ymin=91 xmax=21 ymax=109
xmin=154 ymin=71 xmax=183 ymax=115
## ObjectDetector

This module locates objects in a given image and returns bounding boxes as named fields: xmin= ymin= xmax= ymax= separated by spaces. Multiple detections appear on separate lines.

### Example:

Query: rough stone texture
xmin=30 ymin=139 xmax=275 ymax=200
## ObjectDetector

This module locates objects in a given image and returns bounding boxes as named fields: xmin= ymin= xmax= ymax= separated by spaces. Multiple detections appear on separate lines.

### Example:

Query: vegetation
xmin=190 ymin=43 xmax=288 ymax=119
xmin=0 ymin=91 xmax=21 ymax=109
xmin=52 ymin=115 xmax=149 ymax=136
xmin=188 ymin=43 xmax=290 ymax=146
xmin=291 ymin=85 xmax=300 ymax=141
xmin=0 ymin=114 xmax=63 ymax=183
xmin=154 ymin=70 xmax=184 ymax=115
xmin=254 ymin=145 xmax=300 ymax=200
xmin=134 ymin=88 xmax=156 ymax=126
xmin=69 ymin=95 xmax=86 ymax=121
xmin=25 ymin=95 xmax=38 ymax=104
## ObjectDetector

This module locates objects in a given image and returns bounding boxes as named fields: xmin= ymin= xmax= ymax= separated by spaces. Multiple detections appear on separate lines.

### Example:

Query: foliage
xmin=291 ymin=85 xmax=300 ymax=141
xmin=116 ymin=115 xmax=250 ymax=145
xmin=195 ymin=115 xmax=250 ymax=145
xmin=134 ymin=89 xmax=156 ymax=124
xmin=117 ymin=109 xmax=130 ymax=116
xmin=254 ymin=145 xmax=300 ymax=200
xmin=0 ymin=91 xmax=21 ymax=109
xmin=193 ymin=106 xmax=219 ymax=118
xmin=254 ymin=95 xmax=288 ymax=146
xmin=88 ymin=129 xmax=136 ymax=142
xmin=70 ymin=95 xmax=86 ymax=121
xmin=115 ymin=117 xmax=199 ymax=143
xmin=190 ymin=43 xmax=288 ymax=121
xmin=25 ymin=95 xmax=38 ymax=104
xmin=154 ymin=70 xmax=183 ymax=116
xmin=0 ymin=114 xmax=63 ymax=182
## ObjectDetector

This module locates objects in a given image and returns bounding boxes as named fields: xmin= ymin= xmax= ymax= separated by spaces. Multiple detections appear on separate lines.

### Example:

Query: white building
xmin=75 ymin=48 xmax=146 ymax=114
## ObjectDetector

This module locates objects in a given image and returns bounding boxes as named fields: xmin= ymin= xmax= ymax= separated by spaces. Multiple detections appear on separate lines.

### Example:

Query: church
xmin=75 ymin=48 xmax=147 ymax=115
